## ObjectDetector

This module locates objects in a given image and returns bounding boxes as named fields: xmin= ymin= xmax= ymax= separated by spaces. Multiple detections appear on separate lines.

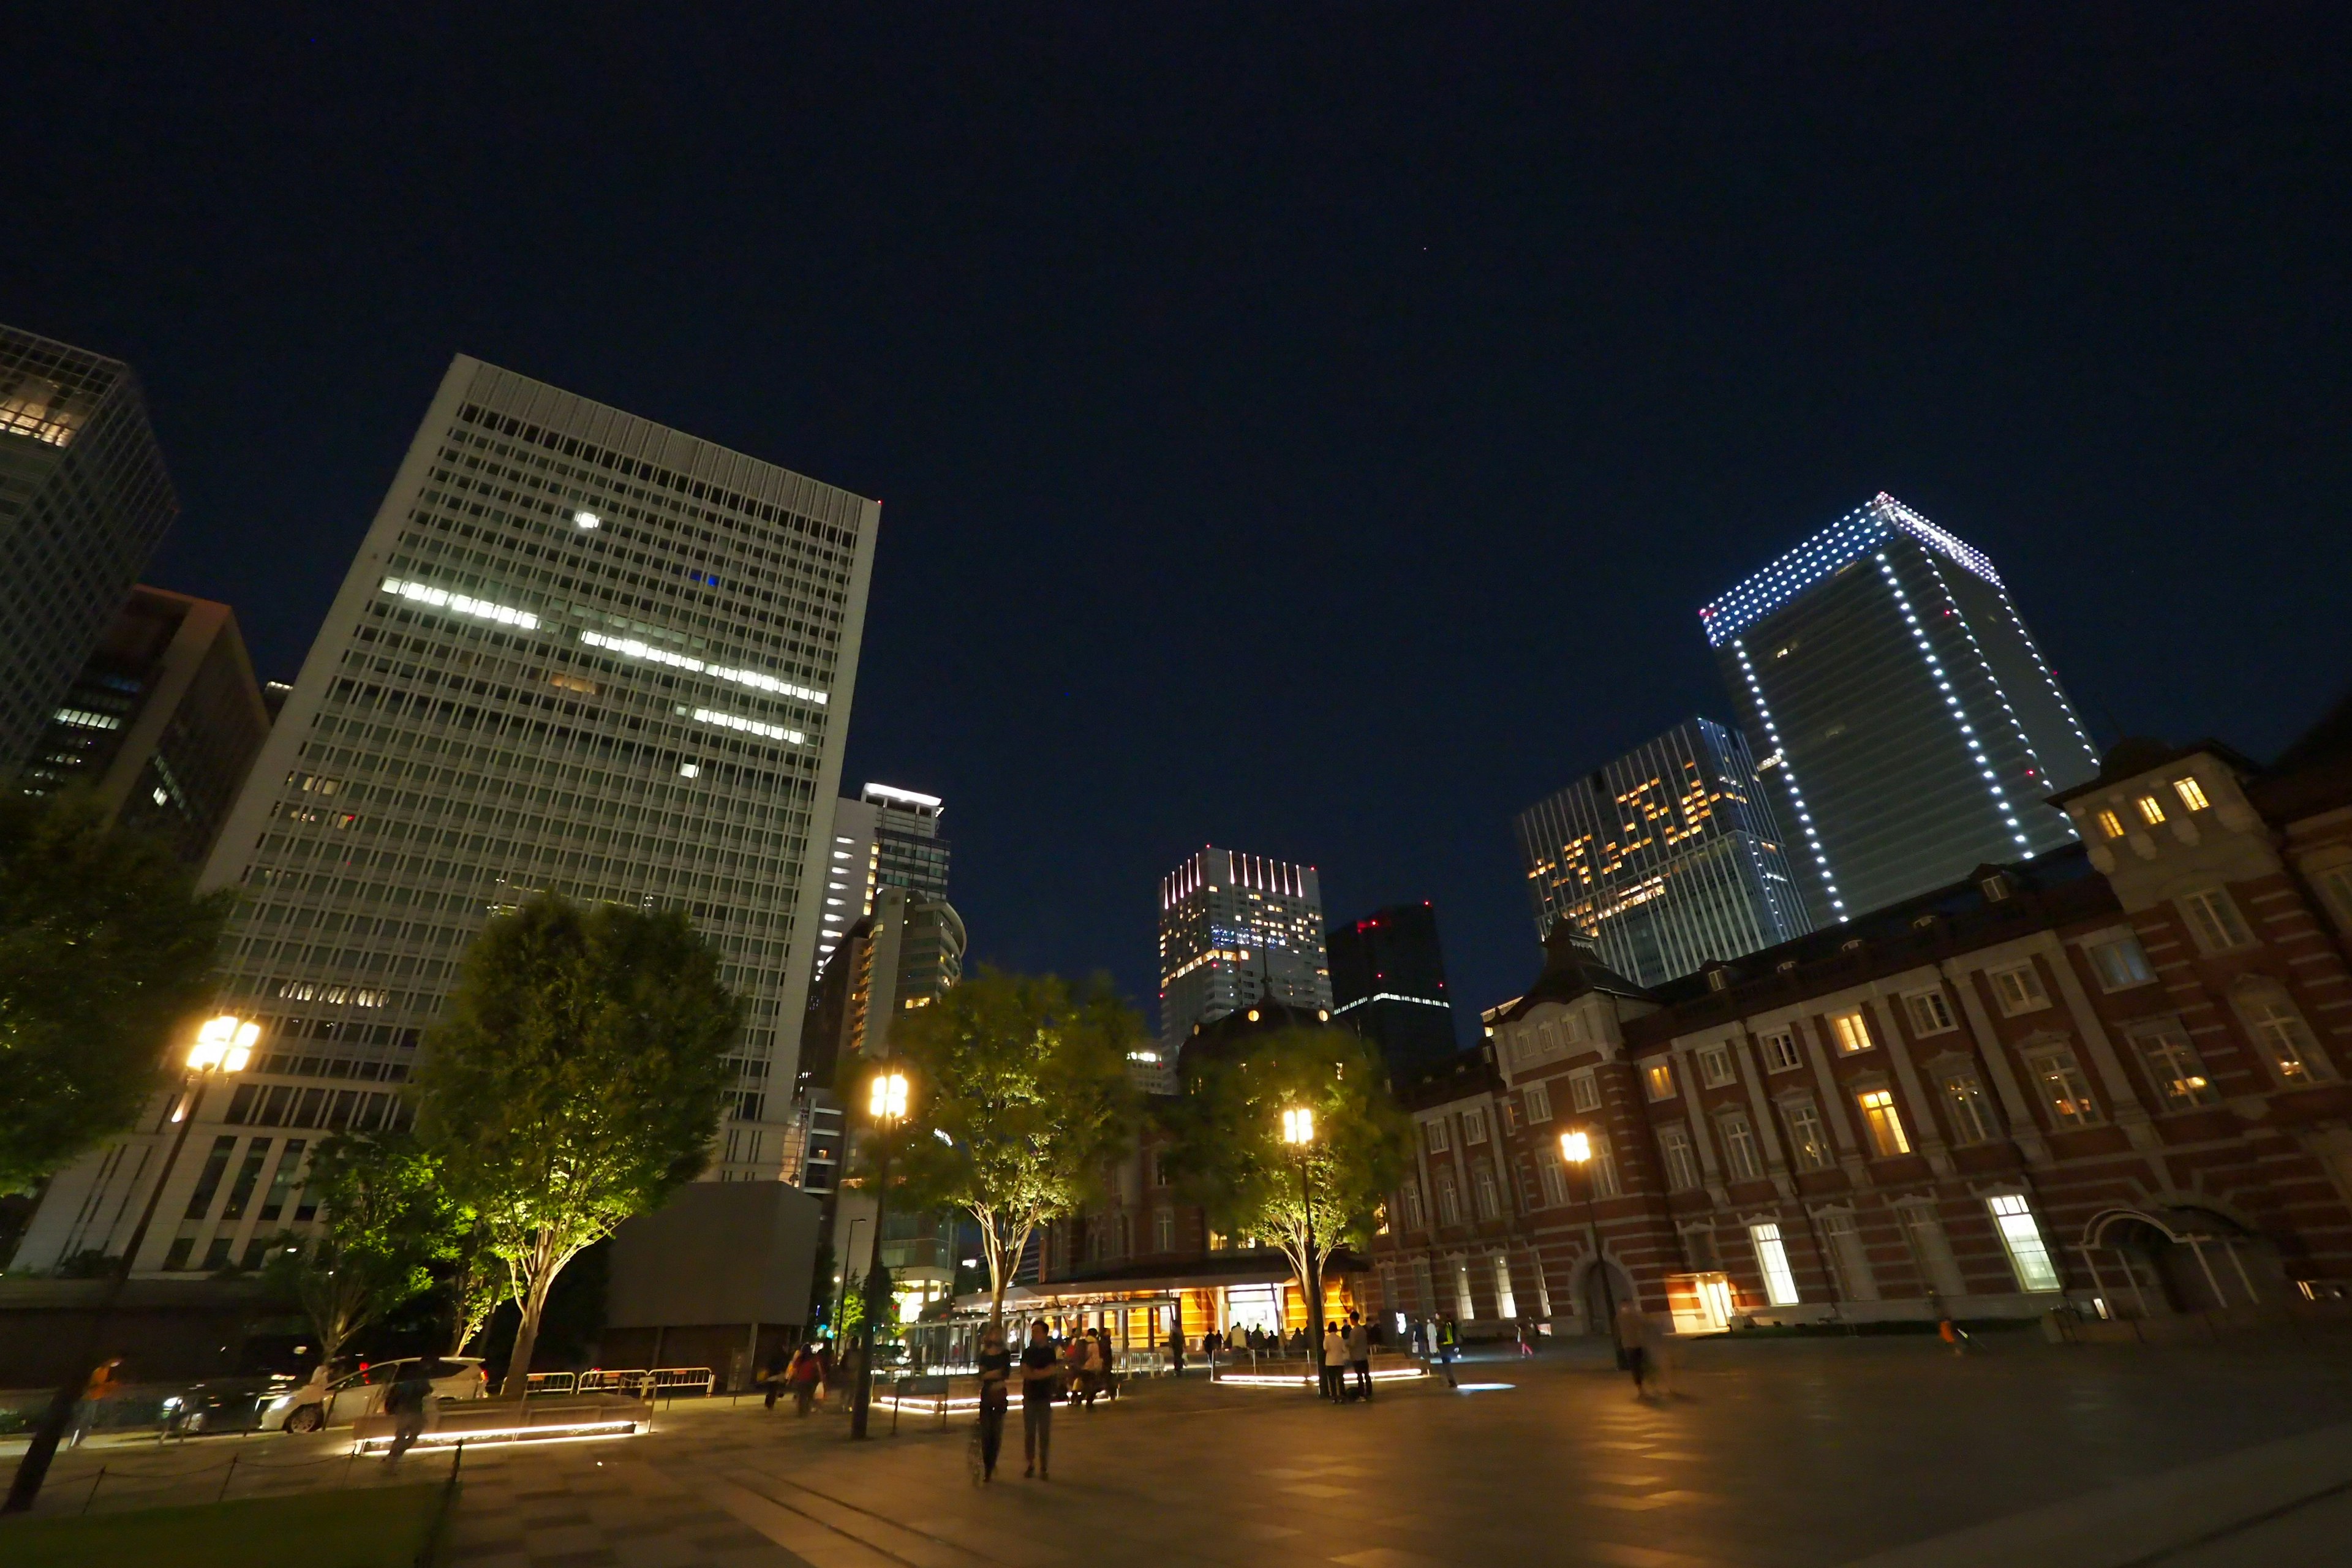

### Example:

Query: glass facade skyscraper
xmin=1329 ymin=901 xmax=1458 ymax=1076
xmin=1516 ymin=717 xmax=1809 ymax=987
xmin=1155 ymin=846 xmax=1333 ymax=1092
xmin=0 ymin=323 xmax=179 ymax=780
xmin=1701 ymin=493 xmax=2100 ymax=926
xmin=15 ymin=354 xmax=878 ymax=1275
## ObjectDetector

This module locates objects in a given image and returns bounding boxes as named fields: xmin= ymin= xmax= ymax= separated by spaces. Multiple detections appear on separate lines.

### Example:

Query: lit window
xmin=2241 ymin=993 xmax=2326 ymax=1085
xmin=2136 ymin=794 xmax=2167 ymax=826
xmin=1781 ymin=1099 xmax=1833 ymax=1170
xmin=2095 ymin=809 xmax=2125 ymax=838
xmin=1644 ymin=1061 xmax=1677 ymax=1101
xmin=2179 ymin=888 xmax=2253 ymax=952
xmin=2134 ymin=1023 xmax=2220 ymax=1109
xmin=1828 ymin=1008 xmax=1874 ymax=1054
xmin=2173 ymin=776 xmax=2211 ymax=812
xmin=1904 ymin=990 xmax=1956 ymax=1036
xmin=1940 ymin=1072 xmax=2000 ymax=1144
xmin=1720 ymin=1113 xmax=1763 ymax=1180
xmin=573 ymin=510 xmax=601 ymax=529
xmin=1569 ymin=1071 xmax=1600 ymax=1112
xmin=1856 ymin=1089 xmax=1910 ymax=1156
xmin=2028 ymin=1050 xmax=2102 ymax=1127
xmin=1989 ymin=965 xmax=2048 ymax=1015
xmin=1987 ymin=1194 xmax=2062 ymax=1292
xmin=1760 ymin=1029 xmax=1803 ymax=1072
xmin=1751 ymin=1223 xmax=1800 ymax=1305
xmin=2083 ymin=934 xmax=2154 ymax=990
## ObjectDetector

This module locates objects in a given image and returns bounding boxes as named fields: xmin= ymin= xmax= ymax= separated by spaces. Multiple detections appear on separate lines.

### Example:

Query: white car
xmin=265 ymin=1356 xmax=490 ymax=1433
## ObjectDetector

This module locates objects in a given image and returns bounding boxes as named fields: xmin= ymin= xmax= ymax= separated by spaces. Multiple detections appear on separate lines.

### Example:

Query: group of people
xmin=760 ymin=1340 xmax=834 ymax=1417
xmin=1317 ymin=1312 xmax=1376 ymax=1401
xmin=972 ymin=1319 xmax=1117 ymax=1482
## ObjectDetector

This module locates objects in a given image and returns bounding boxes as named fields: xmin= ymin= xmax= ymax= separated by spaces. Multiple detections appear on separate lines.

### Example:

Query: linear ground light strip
xmin=350 ymin=1417 xmax=647 ymax=1453
xmin=1213 ymin=1366 xmax=1429 ymax=1388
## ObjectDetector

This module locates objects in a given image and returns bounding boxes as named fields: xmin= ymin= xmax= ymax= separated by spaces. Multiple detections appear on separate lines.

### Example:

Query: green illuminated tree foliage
xmin=265 ymin=1131 xmax=452 ymax=1373
xmin=415 ymin=896 xmax=739 ymax=1396
xmin=1163 ymin=1025 xmax=1411 ymax=1319
xmin=889 ymin=969 xmax=1140 ymax=1327
xmin=0 ymin=792 xmax=234 ymax=1193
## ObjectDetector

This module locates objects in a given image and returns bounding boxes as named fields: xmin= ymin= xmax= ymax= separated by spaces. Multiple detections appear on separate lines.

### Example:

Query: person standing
xmin=1436 ymin=1316 xmax=1460 ymax=1387
xmin=1019 ymin=1322 xmax=1059 ymax=1479
xmin=1320 ymin=1321 xmax=1348 ymax=1401
xmin=1094 ymin=1326 xmax=1119 ymax=1401
xmin=1346 ymin=1313 xmax=1373 ymax=1401
xmin=1615 ymin=1298 xmax=1653 ymax=1398
xmin=974 ymin=1326 xmax=1011 ymax=1482
xmin=761 ymin=1344 xmax=789 ymax=1412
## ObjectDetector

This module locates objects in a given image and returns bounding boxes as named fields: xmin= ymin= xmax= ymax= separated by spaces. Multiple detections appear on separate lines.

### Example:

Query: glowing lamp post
xmin=1559 ymin=1129 xmax=1622 ymax=1359
xmin=6 ymin=1013 xmax=257 ymax=1513
xmin=1283 ymin=1106 xmax=1327 ymax=1397
xmin=850 ymin=1069 xmax=910 ymax=1439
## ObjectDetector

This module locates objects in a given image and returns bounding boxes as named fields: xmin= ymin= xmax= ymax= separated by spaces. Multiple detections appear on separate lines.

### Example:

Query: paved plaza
xmin=15 ymin=1333 xmax=2352 ymax=1566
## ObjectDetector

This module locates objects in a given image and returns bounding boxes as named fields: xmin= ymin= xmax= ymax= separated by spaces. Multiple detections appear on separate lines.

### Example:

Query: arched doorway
xmin=2078 ymin=1207 xmax=2271 ymax=1316
xmin=1577 ymin=1256 xmax=1638 ymax=1335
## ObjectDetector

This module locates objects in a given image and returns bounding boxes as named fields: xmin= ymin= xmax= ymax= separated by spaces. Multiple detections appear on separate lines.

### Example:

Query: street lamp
xmin=6 ymin=1013 xmax=257 ymax=1513
xmin=849 ymin=1068 xmax=909 ymax=1439
xmin=1283 ymin=1106 xmax=1325 ymax=1398
xmin=1559 ymin=1129 xmax=1622 ymax=1363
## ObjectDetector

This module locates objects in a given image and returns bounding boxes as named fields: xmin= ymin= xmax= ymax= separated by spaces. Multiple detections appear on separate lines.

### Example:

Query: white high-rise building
xmin=14 ymin=355 xmax=876 ymax=1275
xmin=1153 ymin=846 xmax=1332 ymax=1091
xmin=815 ymin=782 xmax=948 ymax=964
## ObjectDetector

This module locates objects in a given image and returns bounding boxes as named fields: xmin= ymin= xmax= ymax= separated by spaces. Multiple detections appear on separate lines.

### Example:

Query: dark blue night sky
xmin=10 ymin=6 xmax=2349 ymax=1031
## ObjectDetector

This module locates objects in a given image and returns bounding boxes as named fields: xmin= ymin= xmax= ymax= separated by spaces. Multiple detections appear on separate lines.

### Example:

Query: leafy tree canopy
xmin=888 ymin=968 xmax=1141 ymax=1323
xmin=0 ymin=791 xmax=235 ymax=1192
xmin=264 ymin=1130 xmax=454 ymax=1372
xmin=1163 ymin=1025 xmax=1412 ymax=1306
xmin=415 ymin=895 xmax=740 ymax=1393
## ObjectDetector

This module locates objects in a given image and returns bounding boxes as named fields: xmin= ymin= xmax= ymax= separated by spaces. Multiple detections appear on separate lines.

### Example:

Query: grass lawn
xmin=0 ymin=1481 xmax=448 ymax=1567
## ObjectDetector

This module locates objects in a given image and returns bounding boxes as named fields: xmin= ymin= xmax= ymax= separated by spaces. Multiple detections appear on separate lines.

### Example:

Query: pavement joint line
xmin=2108 ymin=1472 xmax=2352 ymax=1568
xmin=709 ymin=1463 xmax=1008 ymax=1568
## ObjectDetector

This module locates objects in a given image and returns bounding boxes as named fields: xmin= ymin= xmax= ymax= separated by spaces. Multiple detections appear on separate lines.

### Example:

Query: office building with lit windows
xmin=0 ymin=323 xmax=179 ymax=780
xmin=10 ymin=355 xmax=876 ymax=1275
xmin=23 ymin=586 xmax=273 ymax=864
xmin=1700 ymin=493 xmax=2101 ymax=927
xmin=1329 ymin=902 xmax=1460 ymax=1076
xmin=1155 ymin=847 xmax=1333 ymax=1091
xmin=815 ymin=782 xmax=949 ymax=964
xmin=1516 ymin=717 xmax=1810 ymax=987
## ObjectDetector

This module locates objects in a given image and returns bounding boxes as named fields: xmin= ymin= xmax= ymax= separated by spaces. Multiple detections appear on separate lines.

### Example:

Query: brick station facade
xmin=1371 ymin=710 xmax=2352 ymax=1338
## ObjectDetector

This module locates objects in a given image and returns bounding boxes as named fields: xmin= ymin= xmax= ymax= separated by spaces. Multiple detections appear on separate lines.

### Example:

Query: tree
xmin=1163 ymin=1025 xmax=1411 ymax=1326
xmin=415 ymin=895 xmax=740 ymax=1396
xmin=443 ymin=1214 xmax=507 ymax=1357
xmin=0 ymin=791 xmax=235 ymax=1191
xmin=265 ymin=1131 xmax=451 ymax=1374
xmin=889 ymin=969 xmax=1140 ymax=1327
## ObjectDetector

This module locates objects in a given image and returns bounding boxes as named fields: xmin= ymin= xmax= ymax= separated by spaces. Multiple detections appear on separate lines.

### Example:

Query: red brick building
xmin=1373 ymin=709 xmax=2352 ymax=1337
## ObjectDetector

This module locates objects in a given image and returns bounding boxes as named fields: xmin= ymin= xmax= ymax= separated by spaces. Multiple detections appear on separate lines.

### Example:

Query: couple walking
xmin=974 ymin=1321 xmax=1066 ymax=1482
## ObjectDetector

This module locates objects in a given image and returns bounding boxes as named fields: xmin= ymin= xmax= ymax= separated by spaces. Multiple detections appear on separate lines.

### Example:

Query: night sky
xmin=10 ymin=7 xmax=2350 ymax=1037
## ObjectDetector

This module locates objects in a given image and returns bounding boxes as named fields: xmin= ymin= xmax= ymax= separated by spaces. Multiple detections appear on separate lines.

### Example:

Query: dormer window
xmin=2174 ymin=776 xmax=2211 ymax=812
xmin=2094 ymin=810 xmax=2125 ymax=839
xmin=2136 ymin=794 xmax=2167 ymax=826
xmin=1706 ymin=968 xmax=1730 ymax=993
xmin=1980 ymin=873 xmax=2012 ymax=902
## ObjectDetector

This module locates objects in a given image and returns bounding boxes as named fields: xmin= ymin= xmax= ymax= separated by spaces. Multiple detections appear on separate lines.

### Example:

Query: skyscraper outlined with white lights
xmin=1154 ymin=847 xmax=1333 ymax=1091
xmin=1701 ymin=493 xmax=2100 ymax=926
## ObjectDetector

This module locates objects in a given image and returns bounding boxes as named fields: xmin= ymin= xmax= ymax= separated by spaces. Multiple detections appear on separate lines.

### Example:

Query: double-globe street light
xmin=6 ymin=1014 xmax=261 ymax=1513
xmin=848 ymin=1068 xmax=909 ymax=1440
xmin=1559 ymin=1129 xmax=1623 ymax=1362
xmin=1281 ymin=1106 xmax=1325 ymax=1398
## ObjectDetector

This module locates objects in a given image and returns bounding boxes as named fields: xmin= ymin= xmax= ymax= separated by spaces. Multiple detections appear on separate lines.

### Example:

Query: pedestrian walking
xmin=383 ymin=1363 xmax=434 ymax=1464
xmin=1019 ymin=1321 xmax=1060 ymax=1479
xmin=1346 ymin=1313 xmax=1373 ymax=1401
xmin=760 ymin=1344 xmax=789 ymax=1411
xmin=788 ymin=1346 xmax=821 ymax=1416
xmin=1615 ymin=1298 xmax=1653 ymax=1398
xmin=974 ymin=1326 xmax=1011 ymax=1482
xmin=1320 ymin=1321 xmax=1348 ymax=1401
xmin=1436 ymin=1316 xmax=1460 ymax=1387
xmin=1094 ymin=1326 xmax=1120 ymax=1401
xmin=66 ymin=1357 xmax=123 ymax=1449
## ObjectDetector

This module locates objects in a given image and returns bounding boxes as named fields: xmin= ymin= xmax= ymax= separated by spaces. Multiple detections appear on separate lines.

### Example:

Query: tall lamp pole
xmin=1283 ymin=1107 xmax=1322 ymax=1398
xmin=1560 ymin=1129 xmax=1622 ymax=1362
xmin=849 ymin=1069 xmax=907 ymax=1440
xmin=6 ymin=1014 xmax=258 ymax=1514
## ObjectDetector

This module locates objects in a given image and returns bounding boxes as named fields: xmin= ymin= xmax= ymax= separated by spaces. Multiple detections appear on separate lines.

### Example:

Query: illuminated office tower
xmin=815 ymin=782 xmax=949 ymax=964
xmin=0 ymin=324 xmax=179 ymax=778
xmin=1155 ymin=847 xmax=1333 ymax=1091
xmin=1515 ymin=718 xmax=1809 ymax=987
xmin=1700 ymin=493 xmax=2100 ymax=925
xmin=12 ymin=355 xmax=878 ymax=1275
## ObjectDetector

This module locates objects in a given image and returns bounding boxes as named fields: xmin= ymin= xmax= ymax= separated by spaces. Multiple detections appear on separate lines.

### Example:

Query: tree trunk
xmin=500 ymin=1265 xmax=556 ymax=1399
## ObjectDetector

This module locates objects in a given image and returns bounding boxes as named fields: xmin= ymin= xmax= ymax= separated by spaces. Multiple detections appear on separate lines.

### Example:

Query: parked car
xmin=165 ymin=1375 xmax=300 ymax=1436
xmin=263 ymin=1357 xmax=489 ymax=1433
